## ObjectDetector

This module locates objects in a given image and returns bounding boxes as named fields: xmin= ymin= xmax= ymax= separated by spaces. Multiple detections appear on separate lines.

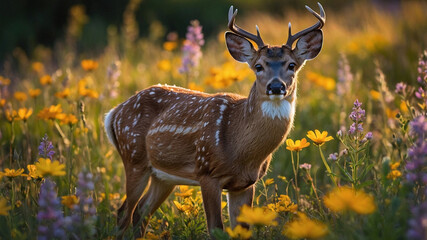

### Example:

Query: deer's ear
xmin=225 ymin=32 xmax=256 ymax=63
xmin=294 ymin=30 xmax=323 ymax=62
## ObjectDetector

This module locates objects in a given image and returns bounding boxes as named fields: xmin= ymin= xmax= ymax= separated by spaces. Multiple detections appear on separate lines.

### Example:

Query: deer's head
xmin=225 ymin=3 xmax=326 ymax=101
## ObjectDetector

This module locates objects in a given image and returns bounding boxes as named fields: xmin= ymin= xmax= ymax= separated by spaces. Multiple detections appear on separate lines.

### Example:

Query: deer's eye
xmin=288 ymin=63 xmax=296 ymax=71
xmin=255 ymin=64 xmax=264 ymax=73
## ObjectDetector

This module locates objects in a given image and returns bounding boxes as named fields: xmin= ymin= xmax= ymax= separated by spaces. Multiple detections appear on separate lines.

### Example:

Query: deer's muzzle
xmin=266 ymin=78 xmax=286 ymax=96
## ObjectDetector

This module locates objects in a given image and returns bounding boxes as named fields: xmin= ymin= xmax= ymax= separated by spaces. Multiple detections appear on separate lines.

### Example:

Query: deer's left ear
xmin=293 ymin=30 xmax=323 ymax=62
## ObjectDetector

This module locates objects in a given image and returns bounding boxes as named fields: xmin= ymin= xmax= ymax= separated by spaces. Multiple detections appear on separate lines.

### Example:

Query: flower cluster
xmin=236 ymin=205 xmax=278 ymax=226
xmin=179 ymin=20 xmax=204 ymax=74
xmin=266 ymin=195 xmax=298 ymax=213
xmin=336 ymin=54 xmax=354 ymax=96
xmin=37 ymin=179 xmax=68 ymax=239
xmin=283 ymin=212 xmax=328 ymax=239
xmin=69 ymin=171 xmax=97 ymax=238
xmin=38 ymin=134 xmax=55 ymax=160
xmin=323 ymin=186 xmax=376 ymax=214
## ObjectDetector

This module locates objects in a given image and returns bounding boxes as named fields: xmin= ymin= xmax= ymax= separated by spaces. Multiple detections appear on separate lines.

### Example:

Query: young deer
xmin=105 ymin=3 xmax=325 ymax=238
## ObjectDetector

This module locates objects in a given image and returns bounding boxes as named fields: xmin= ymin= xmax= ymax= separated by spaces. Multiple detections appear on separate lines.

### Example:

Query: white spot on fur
xmin=215 ymin=130 xmax=220 ymax=146
xmin=261 ymin=99 xmax=294 ymax=120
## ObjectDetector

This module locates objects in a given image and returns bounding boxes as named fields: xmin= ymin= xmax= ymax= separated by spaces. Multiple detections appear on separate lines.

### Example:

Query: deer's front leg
xmin=227 ymin=185 xmax=254 ymax=229
xmin=200 ymin=176 xmax=223 ymax=235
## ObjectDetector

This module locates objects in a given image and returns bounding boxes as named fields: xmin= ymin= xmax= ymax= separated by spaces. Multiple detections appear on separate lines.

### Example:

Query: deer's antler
xmin=228 ymin=6 xmax=265 ymax=48
xmin=285 ymin=2 xmax=326 ymax=48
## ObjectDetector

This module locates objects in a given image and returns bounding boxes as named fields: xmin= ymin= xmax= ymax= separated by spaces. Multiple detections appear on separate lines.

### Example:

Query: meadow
xmin=0 ymin=1 xmax=426 ymax=239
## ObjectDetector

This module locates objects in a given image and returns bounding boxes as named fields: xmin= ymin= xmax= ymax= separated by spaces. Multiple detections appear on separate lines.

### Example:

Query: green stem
xmin=318 ymin=145 xmax=337 ymax=187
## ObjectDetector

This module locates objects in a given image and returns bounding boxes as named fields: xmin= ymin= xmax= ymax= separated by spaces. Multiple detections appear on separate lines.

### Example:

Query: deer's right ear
xmin=225 ymin=32 xmax=256 ymax=63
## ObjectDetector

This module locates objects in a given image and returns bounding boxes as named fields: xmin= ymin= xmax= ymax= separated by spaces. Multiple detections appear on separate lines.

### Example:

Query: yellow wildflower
xmin=226 ymin=225 xmax=252 ymax=239
xmin=264 ymin=178 xmax=274 ymax=186
xmin=174 ymin=185 xmax=194 ymax=198
xmin=370 ymin=90 xmax=381 ymax=100
xmin=221 ymin=201 xmax=227 ymax=210
xmin=81 ymin=59 xmax=99 ymax=71
xmin=278 ymin=175 xmax=287 ymax=181
xmin=35 ymin=158 xmax=66 ymax=177
xmin=173 ymin=200 xmax=193 ymax=216
xmin=163 ymin=41 xmax=178 ymax=51
xmin=0 ymin=99 xmax=5 ymax=107
xmin=157 ymin=59 xmax=172 ymax=72
xmin=387 ymin=162 xmax=402 ymax=180
xmin=3 ymin=168 xmax=25 ymax=177
xmin=0 ymin=76 xmax=11 ymax=86
xmin=267 ymin=195 xmax=298 ymax=213
xmin=15 ymin=200 xmax=22 ymax=208
xmin=32 ymin=62 xmax=44 ymax=74
xmin=306 ymin=71 xmax=336 ymax=91
xmin=78 ymin=79 xmax=99 ymax=99
xmin=323 ymin=186 xmax=376 ymax=214
xmin=236 ymin=205 xmax=278 ymax=226
xmin=283 ymin=212 xmax=328 ymax=239
xmin=37 ymin=104 xmax=63 ymax=121
xmin=28 ymin=88 xmax=41 ymax=98
xmin=24 ymin=164 xmax=43 ymax=180
xmin=58 ymin=113 xmax=78 ymax=125
xmin=55 ymin=88 xmax=71 ymax=99
xmin=5 ymin=109 xmax=18 ymax=122
xmin=286 ymin=138 xmax=310 ymax=152
xmin=145 ymin=232 xmax=160 ymax=240
xmin=188 ymin=82 xmax=204 ymax=92
xmin=40 ymin=75 xmax=53 ymax=85
xmin=400 ymin=101 xmax=409 ymax=113
xmin=61 ymin=195 xmax=79 ymax=208
xmin=307 ymin=130 xmax=334 ymax=146
xmin=17 ymin=108 xmax=33 ymax=121
xmin=0 ymin=198 xmax=11 ymax=216
xmin=14 ymin=91 xmax=28 ymax=102
xmin=204 ymin=62 xmax=251 ymax=89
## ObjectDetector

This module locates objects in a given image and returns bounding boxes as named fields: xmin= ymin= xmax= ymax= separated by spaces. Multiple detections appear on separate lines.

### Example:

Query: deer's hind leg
xmin=117 ymin=161 xmax=151 ymax=239
xmin=132 ymin=176 xmax=175 ymax=238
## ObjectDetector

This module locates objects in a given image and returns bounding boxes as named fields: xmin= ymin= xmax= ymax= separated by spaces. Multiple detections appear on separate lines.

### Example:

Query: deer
xmin=104 ymin=3 xmax=325 ymax=238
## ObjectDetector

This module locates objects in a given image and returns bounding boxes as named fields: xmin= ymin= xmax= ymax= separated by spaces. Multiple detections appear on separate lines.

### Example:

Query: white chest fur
xmin=261 ymin=98 xmax=295 ymax=120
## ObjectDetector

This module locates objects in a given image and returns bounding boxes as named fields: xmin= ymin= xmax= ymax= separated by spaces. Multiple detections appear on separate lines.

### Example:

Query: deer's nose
xmin=266 ymin=79 xmax=286 ymax=95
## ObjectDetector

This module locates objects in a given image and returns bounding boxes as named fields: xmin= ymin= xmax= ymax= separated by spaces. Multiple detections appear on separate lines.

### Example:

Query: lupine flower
xmin=323 ymin=186 xmax=376 ymax=214
xmin=407 ymin=202 xmax=427 ymax=239
xmin=179 ymin=20 xmax=204 ymax=74
xmin=283 ymin=212 xmax=328 ymax=239
xmin=225 ymin=225 xmax=252 ymax=239
xmin=417 ymin=50 xmax=427 ymax=84
xmin=38 ymin=134 xmax=55 ymax=159
xmin=68 ymin=171 xmax=97 ymax=238
xmin=336 ymin=54 xmax=354 ymax=96
xmin=37 ymin=179 xmax=68 ymax=239
xmin=236 ymin=205 xmax=278 ymax=226
xmin=347 ymin=99 xmax=369 ymax=137
xmin=307 ymin=130 xmax=334 ymax=146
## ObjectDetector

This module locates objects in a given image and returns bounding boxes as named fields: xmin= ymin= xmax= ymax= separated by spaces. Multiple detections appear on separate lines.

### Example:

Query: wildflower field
xmin=0 ymin=1 xmax=426 ymax=239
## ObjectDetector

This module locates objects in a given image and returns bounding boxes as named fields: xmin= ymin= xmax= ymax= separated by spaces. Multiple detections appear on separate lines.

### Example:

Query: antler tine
xmin=228 ymin=6 xmax=265 ymax=48
xmin=285 ymin=2 xmax=326 ymax=48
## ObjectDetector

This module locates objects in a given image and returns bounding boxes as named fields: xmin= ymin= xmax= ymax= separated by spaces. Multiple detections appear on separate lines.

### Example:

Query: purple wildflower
xmin=337 ymin=54 xmax=354 ymax=97
xmin=348 ymin=99 xmax=367 ymax=136
xmin=406 ymin=115 xmax=427 ymax=239
xmin=415 ymin=87 xmax=424 ymax=99
xmin=179 ymin=20 xmax=204 ymax=74
xmin=37 ymin=179 xmax=67 ymax=239
xmin=395 ymin=82 xmax=407 ymax=94
xmin=417 ymin=50 xmax=427 ymax=85
xmin=328 ymin=153 xmax=338 ymax=161
xmin=38 ymin=134 xmax=55 ymax=160
xmin=69 ymin=171 xmax=97 ymax=238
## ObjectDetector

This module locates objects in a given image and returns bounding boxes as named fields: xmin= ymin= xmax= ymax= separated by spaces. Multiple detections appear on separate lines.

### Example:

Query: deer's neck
xmin=228 ymin=83 xmax=296 ymax=167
